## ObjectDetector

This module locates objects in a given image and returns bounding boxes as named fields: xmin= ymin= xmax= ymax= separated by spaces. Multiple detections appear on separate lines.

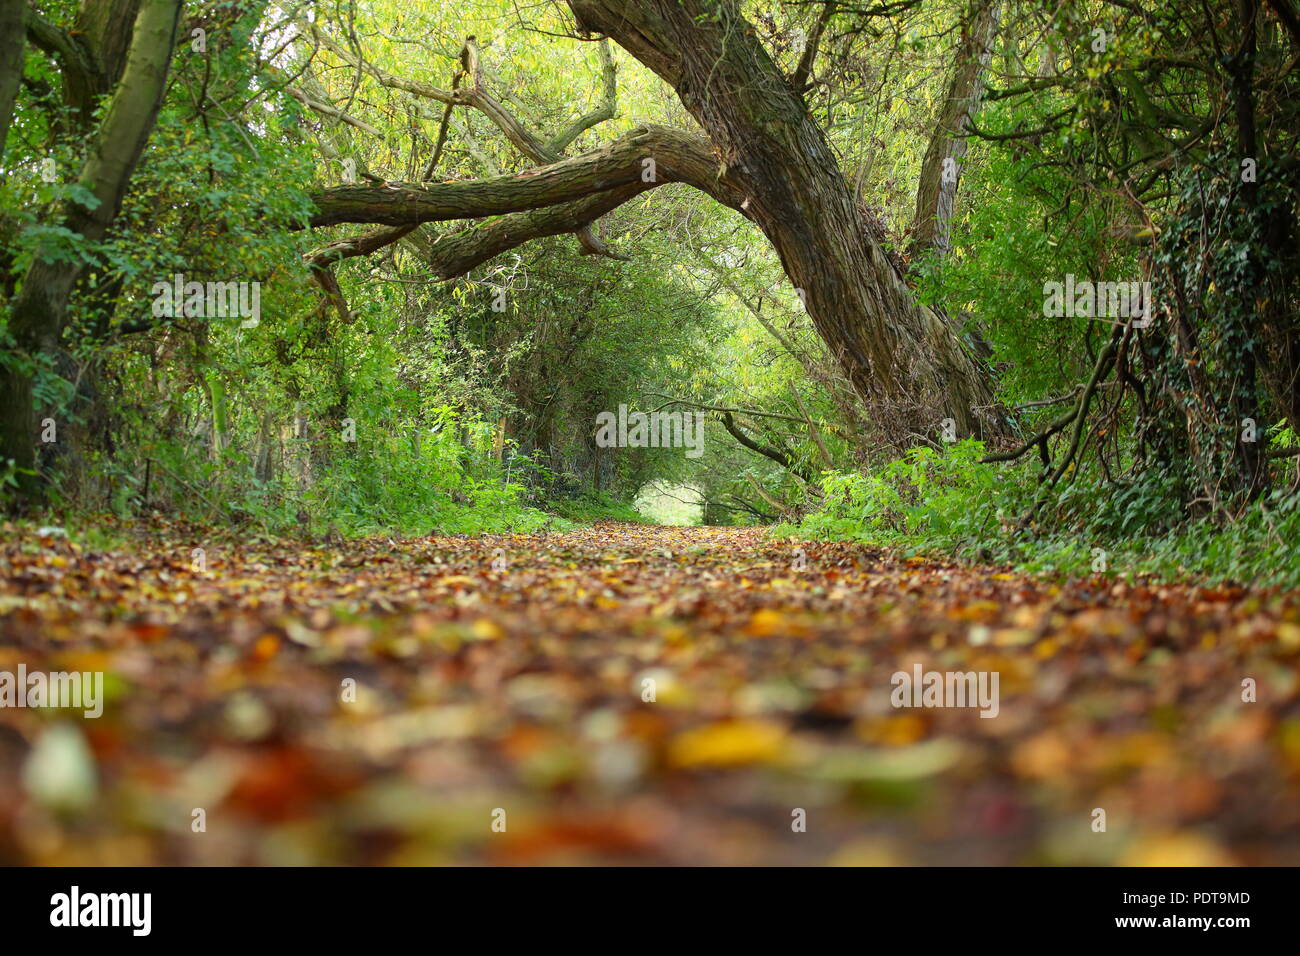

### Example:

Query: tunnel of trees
xmin=7 ymin=0 xmax=1300 ymax=874
xmin=2 ymin=0 xmax=1299 ymax=571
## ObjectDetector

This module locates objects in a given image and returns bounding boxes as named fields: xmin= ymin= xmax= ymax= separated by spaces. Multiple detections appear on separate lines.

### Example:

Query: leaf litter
xmin=1 ymin=520 xmax=1298 ymax=865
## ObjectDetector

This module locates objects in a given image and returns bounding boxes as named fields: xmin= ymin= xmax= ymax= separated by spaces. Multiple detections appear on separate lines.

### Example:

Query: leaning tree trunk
xmin=0 ymin=0 xmax=181 ymax=502
xmin=567 ymin=0 xmax=1005 ymax=443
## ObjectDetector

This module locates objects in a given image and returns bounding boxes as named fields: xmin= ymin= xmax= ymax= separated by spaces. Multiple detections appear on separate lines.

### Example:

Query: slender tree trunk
xmin=909 ymin=0 xmax=999 ymax=261
xmin=1229 ymin=0 xmax=1267 ymax=498
xmin=568 ymin=0 xmax=1005 ymax=443
xmin=0 ymin=0 xmax=33 ymax=480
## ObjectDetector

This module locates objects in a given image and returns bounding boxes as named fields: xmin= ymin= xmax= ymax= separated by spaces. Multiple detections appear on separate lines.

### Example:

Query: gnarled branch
xmin=306 ymin=124 xmax=737 ymax=229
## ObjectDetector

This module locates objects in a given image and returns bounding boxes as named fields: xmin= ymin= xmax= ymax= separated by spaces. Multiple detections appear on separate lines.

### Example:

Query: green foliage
xmin=308 ymin=423 xmax=558 ymax=537
xmin=7 ymin=0 xmax=1297 ymax=572
xmin=784 ymin=440 xmax=1034 ymax=557
xmin=544 ymin=490 xmax=646 ymax=525
xmin=785 ymin=444 xmax=1300 ymax=588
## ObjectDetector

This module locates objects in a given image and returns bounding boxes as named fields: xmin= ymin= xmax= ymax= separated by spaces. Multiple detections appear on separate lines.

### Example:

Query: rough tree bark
xmin=308 ymin=125 xmax=735 ymax=228
xmin=304 ymin=124 xmax=742 ymax=291
xmin=300 ymin=2 xmax=1006 ymax=444
xmin=564 ymin=0 xmax=1004 ymax=443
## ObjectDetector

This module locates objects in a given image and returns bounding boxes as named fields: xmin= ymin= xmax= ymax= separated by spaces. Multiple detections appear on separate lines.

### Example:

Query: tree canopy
xmin=1 ymin=0 xmax=1298 ymax=576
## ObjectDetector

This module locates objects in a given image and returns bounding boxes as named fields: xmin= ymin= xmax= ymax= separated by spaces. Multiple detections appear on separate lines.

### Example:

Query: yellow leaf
xmin=669 ymin=720 xmax=788 ymax=768
xmin=438 ymin=575 xmax=477 ymax=587
xmin=1276 ymin=622 xmax=1300 ymax=651
xmin=854 ymin=713 xmax=926 ymax=747
xmin=993 ymin=627 xmax=1035 ymax=647
xmin=745 ymin=608 xmax=785 ymax=637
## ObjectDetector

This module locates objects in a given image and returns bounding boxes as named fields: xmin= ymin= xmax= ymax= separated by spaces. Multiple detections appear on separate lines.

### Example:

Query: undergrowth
xmin=775 ymin=439 xmax=1300 ymax=588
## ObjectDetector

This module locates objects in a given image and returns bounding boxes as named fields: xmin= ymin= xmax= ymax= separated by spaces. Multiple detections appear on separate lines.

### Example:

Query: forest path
xmin=1 ymin=521 xmax=1299 ymax=864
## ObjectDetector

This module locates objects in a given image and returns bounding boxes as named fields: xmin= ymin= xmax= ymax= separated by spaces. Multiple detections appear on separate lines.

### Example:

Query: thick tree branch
xmin=414 ymin=184 xmax=646 ymax=278
xmin=24 ymin=4 xmax=105 ymax=105
xmin=306 ymin=124 xmax=736 ymax=228
xmin=304 ymin=29 xmax=638 ymax=260
xmin=303 ymin=223 xmax=418 ymax=318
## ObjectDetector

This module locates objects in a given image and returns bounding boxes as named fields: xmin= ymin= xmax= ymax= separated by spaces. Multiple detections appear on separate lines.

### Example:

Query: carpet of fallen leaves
xmin=1 ymin=519 xmax=1299 ymax=865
